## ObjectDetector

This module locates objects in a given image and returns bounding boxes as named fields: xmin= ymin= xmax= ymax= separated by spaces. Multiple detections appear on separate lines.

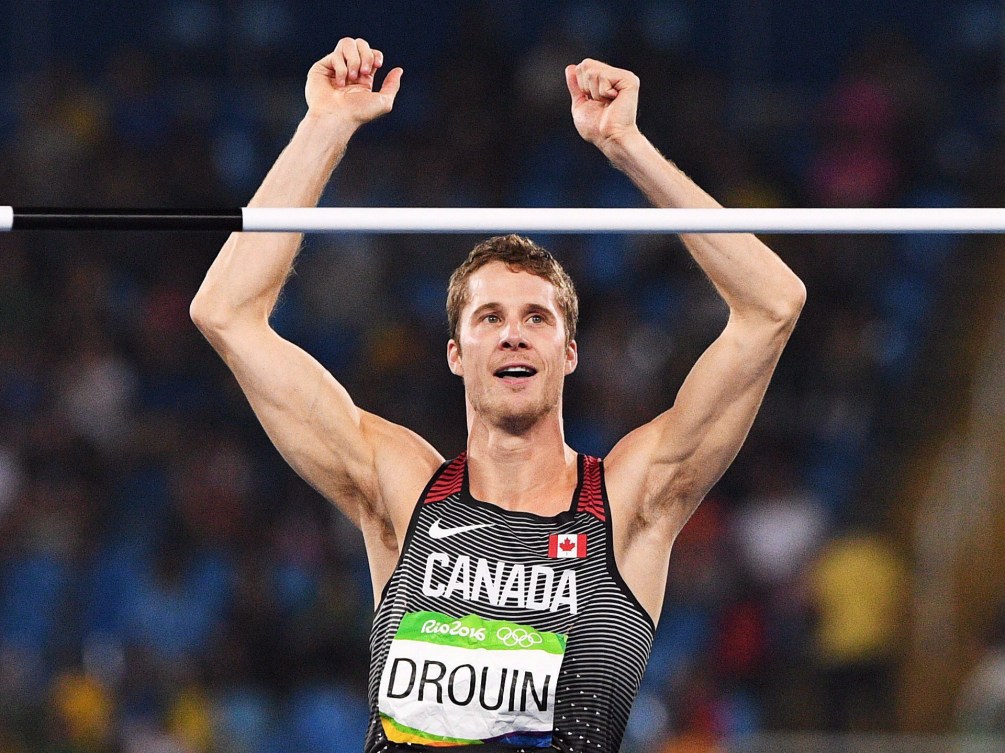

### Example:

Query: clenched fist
xmin=306 ymin=37 xmax=402 ymax=127
xmin=565 ymin=59 xmax=641 ymax=152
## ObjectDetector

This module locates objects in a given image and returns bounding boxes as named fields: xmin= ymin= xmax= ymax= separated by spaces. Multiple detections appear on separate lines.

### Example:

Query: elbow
xmin=189 ymin=295 xmax=243 ymax=357
xmin=729 ymin=271 xmax=806 ymax=335
xmin=763 ymin=273 xmax=806 ymax=327
xmin=190 ymin=288 xmax=270 ymax=352
xmin=779 ymin=277 xmax=807 ymax=322
xmin=735 ymin=277 xmax=805 ymax=332
xmin=189 ymin=291 xmax=225 ymax=336
xmin=189 ymin=288 xmax=250 ymax=341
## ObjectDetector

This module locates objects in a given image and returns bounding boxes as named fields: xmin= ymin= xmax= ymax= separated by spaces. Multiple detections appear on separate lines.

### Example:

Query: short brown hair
xmin=446 ymin=234 xmax=579 ymax=344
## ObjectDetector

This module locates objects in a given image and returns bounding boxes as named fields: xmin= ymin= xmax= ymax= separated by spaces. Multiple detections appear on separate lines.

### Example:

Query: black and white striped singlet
xmin=364 ymin=453 xmax=655 ymax=753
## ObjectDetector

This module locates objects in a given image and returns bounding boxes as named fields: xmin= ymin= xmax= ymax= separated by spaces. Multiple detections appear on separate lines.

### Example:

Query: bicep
xmin=207 ymin=323 xmax=433 ymax=526
xmin=609 ymin=314 xmax=797 ymax=524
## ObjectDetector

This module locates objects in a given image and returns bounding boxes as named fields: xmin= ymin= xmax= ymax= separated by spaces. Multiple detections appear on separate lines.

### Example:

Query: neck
xmin=465 ymin=408 xmax=577 ymax=513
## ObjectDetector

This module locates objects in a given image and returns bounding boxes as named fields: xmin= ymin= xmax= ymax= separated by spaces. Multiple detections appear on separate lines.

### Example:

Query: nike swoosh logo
xmin=429 ymin=519 xmax=496 ymax=539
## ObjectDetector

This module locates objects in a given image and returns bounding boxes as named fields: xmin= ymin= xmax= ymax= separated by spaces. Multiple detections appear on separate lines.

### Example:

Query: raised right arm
xmin=190 ymin=39 xmax=442 ymax=536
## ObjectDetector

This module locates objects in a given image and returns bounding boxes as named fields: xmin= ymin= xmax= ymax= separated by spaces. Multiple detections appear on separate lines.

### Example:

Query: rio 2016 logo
xmin=420 ymin=618 xmax=488 ymax=641
xmin=495 ymin=626 xmax=543 ymax=648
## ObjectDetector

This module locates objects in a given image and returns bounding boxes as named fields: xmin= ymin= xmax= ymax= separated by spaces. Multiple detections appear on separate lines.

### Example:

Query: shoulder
xmin=602 ymin=417 xmax=696 ymax=539
xmin=360 ymin=410 xmax=445 ymax=532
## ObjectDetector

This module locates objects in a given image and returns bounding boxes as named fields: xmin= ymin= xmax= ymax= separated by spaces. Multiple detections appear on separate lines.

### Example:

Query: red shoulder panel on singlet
xmin=423 ymin=453 xmax=466 ymax=504
xmin=577 ymin=455 xmax=606 ymax=521
xmin=424 ymin=453 xmax=606 ymax=519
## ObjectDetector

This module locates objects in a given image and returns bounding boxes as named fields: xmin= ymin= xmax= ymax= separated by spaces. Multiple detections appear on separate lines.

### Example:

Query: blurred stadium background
xmin=2 ymin=1 xmax=1005 ymax=751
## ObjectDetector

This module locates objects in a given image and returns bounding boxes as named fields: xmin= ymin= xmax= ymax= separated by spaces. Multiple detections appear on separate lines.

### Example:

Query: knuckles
xmin=575 ymin=58 xmax=640 ymax=89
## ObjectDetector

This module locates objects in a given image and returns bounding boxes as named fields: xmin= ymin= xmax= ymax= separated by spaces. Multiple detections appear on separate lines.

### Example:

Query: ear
xmin=447 ymin=339 xmax=464 ymax=376
xmin=564 ymin=340 xmax=578 ymax=375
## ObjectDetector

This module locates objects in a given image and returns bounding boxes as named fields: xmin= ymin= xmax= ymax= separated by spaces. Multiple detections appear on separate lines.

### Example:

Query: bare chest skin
xmin=467 ymin=462 xmax=579 ymax=518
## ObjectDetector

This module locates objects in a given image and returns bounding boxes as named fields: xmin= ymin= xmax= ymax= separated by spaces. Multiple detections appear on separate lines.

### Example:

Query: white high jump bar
xmin=3 ymin=206 xmax=1005 ymax=233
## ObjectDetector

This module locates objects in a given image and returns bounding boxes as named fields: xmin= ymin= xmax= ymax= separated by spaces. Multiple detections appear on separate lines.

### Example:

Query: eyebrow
xmin=469 ymin=302 xmax=555 ymax=319
xmin=469 ymin=303 xmax=497 ymax=319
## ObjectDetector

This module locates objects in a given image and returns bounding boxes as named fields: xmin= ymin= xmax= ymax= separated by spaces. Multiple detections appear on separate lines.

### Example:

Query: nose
xmin=499 ymin=321 xmax=529 ymax=350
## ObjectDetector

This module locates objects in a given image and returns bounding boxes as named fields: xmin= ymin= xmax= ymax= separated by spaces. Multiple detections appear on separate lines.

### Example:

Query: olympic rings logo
xmin=496 ymin=627 xmax=543 ymax=648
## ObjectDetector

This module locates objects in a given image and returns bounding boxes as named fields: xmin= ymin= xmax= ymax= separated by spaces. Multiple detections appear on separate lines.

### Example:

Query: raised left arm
xmin=565 ymin=59 xmax=806 ymax=535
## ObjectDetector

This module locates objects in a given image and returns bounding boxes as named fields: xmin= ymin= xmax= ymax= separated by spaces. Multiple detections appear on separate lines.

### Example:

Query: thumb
xmin=564 ymin=64 xmax=586 ymax=105
xmin=379 ymin=67 xmax=403 ymax=104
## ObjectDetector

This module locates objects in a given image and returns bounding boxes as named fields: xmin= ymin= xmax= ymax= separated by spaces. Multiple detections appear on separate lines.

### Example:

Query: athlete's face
xmin=447 ymin=261 xmax=577 ymax=434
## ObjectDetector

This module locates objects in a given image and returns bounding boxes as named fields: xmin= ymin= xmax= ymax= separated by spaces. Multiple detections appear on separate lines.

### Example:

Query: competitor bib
xmin=378 ymin=611 xmax=567 ymax=747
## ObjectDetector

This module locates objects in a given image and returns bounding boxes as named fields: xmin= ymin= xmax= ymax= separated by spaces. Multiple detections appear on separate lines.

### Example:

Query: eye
xmin=483 ymin=313 xmax=500 ymax=323
xmin=529 ymin=314 xmax=544 ymax=324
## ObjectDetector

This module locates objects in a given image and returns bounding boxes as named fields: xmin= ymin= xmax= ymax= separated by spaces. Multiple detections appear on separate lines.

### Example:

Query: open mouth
xmin=494 ymin=365 xmax=538 ymax=380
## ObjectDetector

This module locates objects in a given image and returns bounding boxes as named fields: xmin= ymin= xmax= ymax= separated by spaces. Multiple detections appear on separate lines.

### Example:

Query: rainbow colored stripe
xmin=381 ymin=714 xmax=553 ymax=747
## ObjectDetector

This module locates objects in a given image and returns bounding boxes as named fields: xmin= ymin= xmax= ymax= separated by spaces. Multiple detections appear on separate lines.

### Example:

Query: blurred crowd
xmin=2 ymin=1 xmax=1005 ymax=752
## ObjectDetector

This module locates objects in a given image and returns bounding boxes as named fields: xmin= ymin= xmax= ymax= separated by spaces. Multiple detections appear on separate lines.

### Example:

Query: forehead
xmin=463 ymin=261 xmax=559 ymax=311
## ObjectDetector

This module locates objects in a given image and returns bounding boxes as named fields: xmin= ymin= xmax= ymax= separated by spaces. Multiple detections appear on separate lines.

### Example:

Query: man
xmin=190 ymin=37 xmax=805 ymax=753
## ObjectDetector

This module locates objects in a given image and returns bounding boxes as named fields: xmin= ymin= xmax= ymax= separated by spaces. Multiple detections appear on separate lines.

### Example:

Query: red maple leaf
xmin=560 ymin=537 xmax=576 ymax=552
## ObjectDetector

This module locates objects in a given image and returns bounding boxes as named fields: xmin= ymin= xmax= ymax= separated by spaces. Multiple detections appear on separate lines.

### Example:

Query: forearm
xmin=603 ymin=131 xmax=805 ymax=320
xmin=192 ymin=114 xmax=355 ymax=329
